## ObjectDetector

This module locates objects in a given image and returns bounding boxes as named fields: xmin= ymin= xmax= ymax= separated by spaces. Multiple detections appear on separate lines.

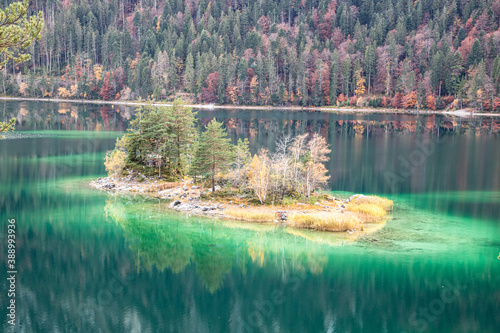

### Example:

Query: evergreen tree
xmin=364 ymin=43 xmax=376 ymax=94
xmin=191 ymin=119 xmax=235 ymax=192
xmin=491 ymin=54 xmax=500 ymax=94
xmin=341 ymin=56 xmax=351 ymax=97
xmin=0 ymin=0 xmax=44 ymax=66
xmin=184 ymin=53 xmax=195 ymax=93
xmin=167 ymin=99 xmax=197 ymax=176
xmin=330 ymin=50 xmax=339 ymax=104
xmin=467 ymin=39 xmax=483 ymax=67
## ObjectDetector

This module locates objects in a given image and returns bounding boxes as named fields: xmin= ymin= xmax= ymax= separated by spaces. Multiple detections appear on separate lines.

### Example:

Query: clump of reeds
xmin=346 ymin=195 xmax=393 ymax=222
xmin=224 ymin=209 xmax=276 ymax=222
xmin=289 ymin=211 xmax=360 ymax=232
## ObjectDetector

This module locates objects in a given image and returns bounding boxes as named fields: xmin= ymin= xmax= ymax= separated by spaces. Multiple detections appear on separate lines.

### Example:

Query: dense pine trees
xmin=3 ymin=0 xmax=500 ymax=111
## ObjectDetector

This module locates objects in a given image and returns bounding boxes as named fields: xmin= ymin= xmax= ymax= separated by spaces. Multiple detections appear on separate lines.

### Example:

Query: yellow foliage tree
xmin=104 ymin=149 xmax=127 ymax=178
xmin=18 ymin=82 xmax=27 ymax=96
xmin=250 ymin=75 xmax=258 ymax=103
xmin=303 ymin=133 xmax=331 ymax=197
xmin=93 ymin=64 xmax=103 ymax=81
xmin=58 ymin=87 xmax=71 ymax=98
xmin=354 ymin=69 xmax=366 ymax=96
xmin=248 ymin=150 xmax=271 ymax=204
xmin=70 ymin=84 xmax=78 ymax=96
xmin=226 ymin=85 xmax=239 ymax=104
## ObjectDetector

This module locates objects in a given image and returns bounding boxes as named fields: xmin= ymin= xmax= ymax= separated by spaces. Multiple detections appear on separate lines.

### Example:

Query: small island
xmin=91 ymin=99 xmax=392 ymax=234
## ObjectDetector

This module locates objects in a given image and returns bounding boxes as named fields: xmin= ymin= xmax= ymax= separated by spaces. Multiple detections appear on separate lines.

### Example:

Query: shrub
xmin=282 ymin=196 xmax=295 ymax=206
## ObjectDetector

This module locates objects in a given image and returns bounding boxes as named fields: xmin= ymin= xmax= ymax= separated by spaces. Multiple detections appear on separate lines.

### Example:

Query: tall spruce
xmin=191 ymin=119 xmax=235 ymax=192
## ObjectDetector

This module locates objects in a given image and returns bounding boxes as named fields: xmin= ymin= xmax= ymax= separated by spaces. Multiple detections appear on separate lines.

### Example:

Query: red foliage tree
xmin=349 ymin=96 xmax=358 ymax=106
xmin=391 ymin=92 xmax=404 ymax=108
xmin=257 ymin=16 xmax=270 ymax=34
xmin=465 ymin=18 xmax=473 ymax=33
xmin=247 ymin=68 xmax=255 ymax=81
xmin=458 ymin=36 xmax=474 ymax=60
xmin=114 ymin=67 xmax=127 ymax=91
xmin=493 ymin=97 xmax=500 ymax=111
xmin=318 ymin=1 xmax=336 ymax=40
xmin=201 ymin=71 xmax=219 ymax=103
xmin=381 ymin=96 xmax=389 ymax=107
xmin=443 ymin=95 xmax=455 ymax=105
xmin=483 ymin=98 xmax=492 ymax=111
xmin=331 ymin=27 xmax=344 ymax=48
xmin=100 ymin=72 xmax=114 ymax=100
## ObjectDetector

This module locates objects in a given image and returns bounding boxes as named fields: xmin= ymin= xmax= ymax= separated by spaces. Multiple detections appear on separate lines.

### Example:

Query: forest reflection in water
xmin=103 ymin=196 xmax=343 ymax=294
xmin=3 ymin=100 xmax=500 ymax=135
xmin=1 ymin=114 xmax=498 ymax=332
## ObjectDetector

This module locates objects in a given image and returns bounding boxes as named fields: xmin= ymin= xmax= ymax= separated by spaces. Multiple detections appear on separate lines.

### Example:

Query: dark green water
xmin=1 ymin=101 xmax=499 ymax=332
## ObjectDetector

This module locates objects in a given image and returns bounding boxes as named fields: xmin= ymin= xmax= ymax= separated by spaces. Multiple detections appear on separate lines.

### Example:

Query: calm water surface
xmin=0 ymin=101 xmax=499 ymax=332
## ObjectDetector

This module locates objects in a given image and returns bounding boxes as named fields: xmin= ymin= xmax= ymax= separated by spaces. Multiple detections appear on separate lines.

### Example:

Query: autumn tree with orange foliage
xmin=403 ymin=91 xmax=417 ymax=109
xmin=426 ymin=95 xmax=436 ymax=110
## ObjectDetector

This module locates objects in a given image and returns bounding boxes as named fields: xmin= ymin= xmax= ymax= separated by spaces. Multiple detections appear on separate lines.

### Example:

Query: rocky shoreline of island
xmin=90 ymin=175 xmax=393 ymax=235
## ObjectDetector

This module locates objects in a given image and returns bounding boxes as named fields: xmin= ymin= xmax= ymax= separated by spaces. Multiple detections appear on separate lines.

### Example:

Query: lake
xmin=1 ymin=101 xmax=499 ymax=332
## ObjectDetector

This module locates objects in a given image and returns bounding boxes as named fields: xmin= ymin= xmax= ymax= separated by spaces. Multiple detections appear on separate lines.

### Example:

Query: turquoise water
xmin=1 ymin=102 xmax=499 ymax=332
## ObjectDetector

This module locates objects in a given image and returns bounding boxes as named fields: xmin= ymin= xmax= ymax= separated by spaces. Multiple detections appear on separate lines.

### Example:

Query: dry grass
xmin=289 ymin=211 xmax=360 ymax=232
xmin=350 ymin=195 xmax=393 ymax=210
xmin=224 ymin=208 xmax=276 ymax=222
xmin=346 ymin=195 xmax=393 ymax=222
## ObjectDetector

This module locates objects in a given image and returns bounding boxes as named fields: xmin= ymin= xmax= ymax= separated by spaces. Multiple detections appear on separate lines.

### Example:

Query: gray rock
xmin=238 ymin=204 xmax=245 ymax=208
xmin=192 ymin=186 xmax=199 ymax=189
xmin=172 ymin=200 xmax=181 ymax=206
xmin=280 ymin=213 xmax=287 ymax=221
xmin=349 ymin=194 xmax=364 ymax=202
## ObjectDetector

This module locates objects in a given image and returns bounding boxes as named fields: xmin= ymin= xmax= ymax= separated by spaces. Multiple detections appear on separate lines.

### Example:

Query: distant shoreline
xmin=1 ymin=96 xmax=499 ymax=117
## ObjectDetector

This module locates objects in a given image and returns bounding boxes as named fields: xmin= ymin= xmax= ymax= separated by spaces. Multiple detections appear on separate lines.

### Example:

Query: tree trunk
xmin=368 ymin=74 xmax=371 ymax=94
xmin=211 ymin=163 xmax=215 ymax=193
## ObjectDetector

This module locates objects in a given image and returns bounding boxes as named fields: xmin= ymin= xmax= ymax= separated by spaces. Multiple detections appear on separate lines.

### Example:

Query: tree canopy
xmin=0 ymin=0 xmax=43 ymax=66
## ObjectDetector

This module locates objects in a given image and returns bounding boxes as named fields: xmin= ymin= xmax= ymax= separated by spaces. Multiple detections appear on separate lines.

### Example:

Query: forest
xmin=2 ymin=0 xmax=500 ymax=111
